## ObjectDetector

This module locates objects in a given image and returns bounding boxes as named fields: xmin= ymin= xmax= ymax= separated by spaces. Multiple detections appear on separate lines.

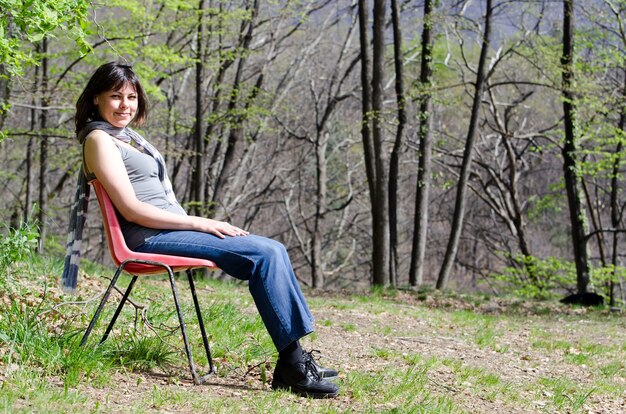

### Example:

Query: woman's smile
xmin=94 ymin=83 xmax=138 ymax=128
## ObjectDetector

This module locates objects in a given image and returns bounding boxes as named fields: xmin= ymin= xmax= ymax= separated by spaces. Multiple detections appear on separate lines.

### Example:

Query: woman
xmin=69 ymin=62 xmax=339 ymax=398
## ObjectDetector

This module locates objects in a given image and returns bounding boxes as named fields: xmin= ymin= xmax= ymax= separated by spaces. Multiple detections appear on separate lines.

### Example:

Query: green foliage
xmin=492 ymin=255 xmax=576 ymax=300
xmin=0 ymin=221 xmax=39 ymax=271
xmin=590 ymin=265 xmax=626 ymax=299
xmin=493 ymin=254 xmax=626 ymax=302
xmin=0 ymin=0 xmax=90 ymax=77
xmin=527 ymin=182 xmax=565 ymax=221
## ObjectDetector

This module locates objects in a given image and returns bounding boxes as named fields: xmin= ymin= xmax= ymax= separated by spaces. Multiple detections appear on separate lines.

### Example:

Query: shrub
xmin=0 ymin=221 xmax=39 ymax=271
xmin=493 ymin=254 xmax=625 ymax=303
xmin=492 ymin=255 xmax=576 ymax=300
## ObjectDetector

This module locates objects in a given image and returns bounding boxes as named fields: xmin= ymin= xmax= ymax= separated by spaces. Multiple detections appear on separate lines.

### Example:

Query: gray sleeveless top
xmin=87 ymin=140 xmax=187 ymax=249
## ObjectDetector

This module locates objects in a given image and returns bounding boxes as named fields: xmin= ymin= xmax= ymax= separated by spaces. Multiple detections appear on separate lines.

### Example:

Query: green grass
xmin=0 ymin=300 xmax=113 ymax=389
xmin=1 ymin=256 xmax=626 ymax=413
xmin=345 ymin=364 xmax=457 ymax=412
xmin=534 ymin=377 xmax=596 ymax=412
xmin=340 ymin=322 xmax=357 ymax=333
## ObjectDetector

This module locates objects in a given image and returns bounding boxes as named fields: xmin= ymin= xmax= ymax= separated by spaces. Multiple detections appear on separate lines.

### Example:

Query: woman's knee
xmin=259 ymin=237 xmax=286 ymax=258
xmin=246 ymin=236 xmax=288 ymax=270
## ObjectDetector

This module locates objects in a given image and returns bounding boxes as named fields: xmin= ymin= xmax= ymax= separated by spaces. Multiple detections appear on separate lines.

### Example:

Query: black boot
xmin=272 ymin=357 xmax=339 ymax=398
xmin=302 ymin=349 xmax=338 ymax=380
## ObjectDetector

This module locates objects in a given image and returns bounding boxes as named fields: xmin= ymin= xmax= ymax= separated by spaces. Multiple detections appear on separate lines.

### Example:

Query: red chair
xmin=80 ymin=179 xmax=218 ymax=384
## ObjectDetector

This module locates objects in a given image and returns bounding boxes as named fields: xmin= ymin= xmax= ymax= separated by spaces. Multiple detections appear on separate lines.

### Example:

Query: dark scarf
xmin=61 ymin=121 xmax=178 ymax=291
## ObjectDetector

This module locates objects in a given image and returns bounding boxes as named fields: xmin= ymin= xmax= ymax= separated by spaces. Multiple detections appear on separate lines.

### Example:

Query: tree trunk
xmin=409 ymin=0 xmax=434 ymax=287
xmin=437 ymin=0 xmax=493 ymax=289
xmin=371 ymin=0 xmax=390 ymax=286
xmin=37 ymin=37 xmax=49 ymax=254
xmin=357 ymin=0 xmax=378 ymax=284
xmin=312 ymin=131 xmax=328 ymax=288
xmin=24 ymin=55 xmax=40 ymax=224
xmin=608 ymin=67 xmax=626 ymax=307
xmin=561 ymin=0 xmax=590 ymax=295
xmin=388 ymin=0 xmax=406 ymax=286
xmin=191 ymin=0 xmax=205 ymax=216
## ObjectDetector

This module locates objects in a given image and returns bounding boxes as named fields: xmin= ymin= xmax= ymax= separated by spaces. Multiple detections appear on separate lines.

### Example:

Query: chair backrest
xmin=90 ymin=179 xmax=218 ymax=274
xmin=91 ymin=179 xmax=136 ymax=267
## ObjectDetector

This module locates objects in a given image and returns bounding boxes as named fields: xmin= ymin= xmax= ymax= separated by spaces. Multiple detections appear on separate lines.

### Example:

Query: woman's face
xmin=94 ymin=82 xmax=138 ymax=128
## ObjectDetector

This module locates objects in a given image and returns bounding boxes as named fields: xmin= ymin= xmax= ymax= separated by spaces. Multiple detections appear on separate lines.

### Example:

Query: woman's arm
xmin=84 ymin=130 xmax=248 ymax=238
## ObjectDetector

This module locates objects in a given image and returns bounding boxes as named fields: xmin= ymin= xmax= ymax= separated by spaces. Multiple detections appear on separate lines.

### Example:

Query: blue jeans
xmin=135 ymin=231 xmax=314 ymax=351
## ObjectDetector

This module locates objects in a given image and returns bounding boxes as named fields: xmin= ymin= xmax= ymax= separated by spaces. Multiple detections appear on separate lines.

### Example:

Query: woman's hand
xmin=191 ymin=217 xmax=249 ymax=239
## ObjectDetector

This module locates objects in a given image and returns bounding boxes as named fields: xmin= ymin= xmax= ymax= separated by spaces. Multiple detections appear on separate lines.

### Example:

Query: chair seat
xmin=113 ymin=252 xmax=217 ymax=275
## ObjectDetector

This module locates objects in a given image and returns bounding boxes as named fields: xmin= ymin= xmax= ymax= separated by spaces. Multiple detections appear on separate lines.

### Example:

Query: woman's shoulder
xmin=82 ymin=130 xmax=122 ymax=177
xmin=85 ymin=128 xmax=113 ymax=141
xmin=83 ymin=130 xmax=123 ymax=160
xmin=84 ymin=129 xmax=119 ymax=149
xmin=85 ymin=130 xmax=140 ymax=157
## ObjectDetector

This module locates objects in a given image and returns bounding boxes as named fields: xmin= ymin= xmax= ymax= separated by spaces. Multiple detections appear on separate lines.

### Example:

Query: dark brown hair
xmin=75 ymin=62 xmax=148 ymax=133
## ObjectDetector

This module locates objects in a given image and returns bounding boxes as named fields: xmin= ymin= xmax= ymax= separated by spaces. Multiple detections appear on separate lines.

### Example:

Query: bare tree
xmin=471 ymin=86 xmax=552 ymax=281
xmin=23 ymin=49 xmax=41 ymax=225
xmin=437 ymin=0 xmax=493 ymax=289
xmin=409 ymin=0 xmax=435 ymax=287
xmin=561 ymin=0 xmax=590 ymax=296
xmin=370 ymin=0 xmax=390 ymax=286
xmin=387 ymin=0 xmax=406 ymax=286
xmin=357 ymin=0 xmax=380 ymax=285
xmin=37 ymin=37 xmax=49 ymax=254
xmin=274 ymin=4 xmax=359 ymax=288
xmin=210 ymin=0 xmax=261 ymax=210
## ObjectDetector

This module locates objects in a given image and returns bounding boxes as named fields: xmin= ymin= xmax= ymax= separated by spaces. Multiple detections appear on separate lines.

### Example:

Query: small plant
xmin=599 ymin=361 xmax=624 ymax=378
xmin=492 ymin=255 xmax=576 ymax=299
xmin=0 ymin=221 xmax=39 ymax=271
xmin=341 ymin=323 xmax=357 ymax=332
xmin=474 ymin=321 xmax=499 ymax=350
xmin=370 ymin=347 xmax=392 ymax=359
xmin=112 ymin=335 xmax=178 ymax=371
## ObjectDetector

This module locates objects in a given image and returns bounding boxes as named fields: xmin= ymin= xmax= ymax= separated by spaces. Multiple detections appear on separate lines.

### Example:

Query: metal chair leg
xmin=100 ymin=273 xmax=138 ymax=344
xmin=80 ymin=263 xmax=126 ymax=346
xmin=166 ymin=265 xmax=202 ymax=384
xmin=187 ymin=269 xmax=216 ymax=376
xmin=81 ymin=258 xmax=214 ymax=385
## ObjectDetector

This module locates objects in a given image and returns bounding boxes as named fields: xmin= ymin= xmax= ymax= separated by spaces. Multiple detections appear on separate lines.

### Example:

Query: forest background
xmin=1 ymin=0 xmax=626 ymax=306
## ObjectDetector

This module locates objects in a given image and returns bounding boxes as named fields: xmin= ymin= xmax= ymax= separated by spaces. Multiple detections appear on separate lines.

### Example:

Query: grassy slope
xmin=0 ymin=259 xmax=625 ymax=413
